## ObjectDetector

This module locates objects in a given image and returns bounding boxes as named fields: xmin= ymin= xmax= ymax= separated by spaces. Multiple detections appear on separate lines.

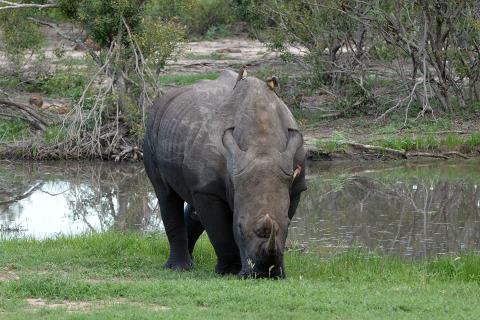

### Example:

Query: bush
xmin=0 ymin=8 xmax=44 ymax=66
xmin=146 ymin=0 xmax=242 ymax=36
xmin=252 ymin=0 xmax=480 ymax=118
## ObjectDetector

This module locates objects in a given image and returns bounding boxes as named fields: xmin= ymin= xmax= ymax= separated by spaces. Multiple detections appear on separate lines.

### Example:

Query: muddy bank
xmin=305 ymin=145 xmax=479 ymax=162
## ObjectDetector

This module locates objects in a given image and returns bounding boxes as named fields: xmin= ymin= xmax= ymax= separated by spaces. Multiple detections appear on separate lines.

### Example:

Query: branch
xmin=27 ymin=17 xmax=103 ymax=67
xmin=0 ymin=0 xmax=57 ymax=11
xmin=0 ymin=98 xmax=50 ymax=131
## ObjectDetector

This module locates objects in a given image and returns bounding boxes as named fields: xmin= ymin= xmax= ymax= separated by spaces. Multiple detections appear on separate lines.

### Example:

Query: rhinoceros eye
xmin=280 ymin=166 xmax=293 ymax=178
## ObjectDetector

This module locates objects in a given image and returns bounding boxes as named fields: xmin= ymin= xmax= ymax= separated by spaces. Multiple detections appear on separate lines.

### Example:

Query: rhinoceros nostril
xmin=254 ymin=213 xmax=276 ymax=238
xmin=255 ymin=225 xmax=270 ymax=238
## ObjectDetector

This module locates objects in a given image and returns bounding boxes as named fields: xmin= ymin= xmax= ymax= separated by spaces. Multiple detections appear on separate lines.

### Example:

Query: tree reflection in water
xmin=0 ymin=161 xmax=159 ymax=236
xmin=64 ymin=163 xmax=158 ymax=232
xmin=291 ymin=161 xmax=480 ymax=259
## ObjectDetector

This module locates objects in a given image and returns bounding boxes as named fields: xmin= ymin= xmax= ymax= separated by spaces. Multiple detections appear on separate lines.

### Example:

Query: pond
xmin=1 ymin=159 xmax=480 ymax=259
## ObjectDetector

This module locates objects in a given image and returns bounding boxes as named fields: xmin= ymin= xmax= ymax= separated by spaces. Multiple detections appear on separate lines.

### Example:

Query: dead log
xmin=441 ymin=151 xmax=469 ymax=159
xmin=346 ymin=142 xmax=408 ymax=159
xmin=0 ymin=98 xmax=50 ymax=131
xmin=343 ymin=142 xmax=468 ymax=160
xmin=406 ymin=152 xmax=449 ymax=159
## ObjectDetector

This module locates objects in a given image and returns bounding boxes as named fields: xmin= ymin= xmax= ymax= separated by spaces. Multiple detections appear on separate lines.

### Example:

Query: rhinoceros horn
xmin=283 ymin=129 xmax=303 ymax=157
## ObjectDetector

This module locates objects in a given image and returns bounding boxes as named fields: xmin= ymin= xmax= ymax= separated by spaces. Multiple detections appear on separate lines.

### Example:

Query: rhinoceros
xmin=143 ymin=70 xmax=306 ymax=278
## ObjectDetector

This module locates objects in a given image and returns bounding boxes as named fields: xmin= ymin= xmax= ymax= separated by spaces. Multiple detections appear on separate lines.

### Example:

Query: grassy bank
xmin=307 ymin=115 xmax=480 ymax=160
xmin=1 ymin=233 xmax=480 ymax=319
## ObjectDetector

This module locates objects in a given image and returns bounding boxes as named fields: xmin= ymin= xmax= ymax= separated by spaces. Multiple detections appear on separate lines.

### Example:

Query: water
xmin=1 ymin=159 xmax=480 ymax=259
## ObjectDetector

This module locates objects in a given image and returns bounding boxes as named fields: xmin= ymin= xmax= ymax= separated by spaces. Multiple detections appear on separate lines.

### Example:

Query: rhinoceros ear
xmin=266 ymin=76 xmax=279 ymax=91
xmin=283 ymin=129 xmax=303 ymax=157
xmin=222 ymin=128 xmax=245 ymax=156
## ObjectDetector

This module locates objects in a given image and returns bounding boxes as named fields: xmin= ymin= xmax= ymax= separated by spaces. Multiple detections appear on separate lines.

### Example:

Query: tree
xmin=253 ymin=0 xmax=480 ymax=120
xmin=0 ymin=0 xmax=185 ymax=159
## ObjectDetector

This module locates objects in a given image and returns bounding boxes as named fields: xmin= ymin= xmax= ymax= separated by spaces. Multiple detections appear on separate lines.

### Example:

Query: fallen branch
xmin=406 ymin=152 xmax=449 ymax=159
xmin=0 ymin=98 xmax=50 ymax=131
xmin=441 ymin=151 xmax=469 ymax=159
xmin=346 ymin=142 xmax=407 ymax=159
xmin=332 ymin=141 xmax=469 ymax=160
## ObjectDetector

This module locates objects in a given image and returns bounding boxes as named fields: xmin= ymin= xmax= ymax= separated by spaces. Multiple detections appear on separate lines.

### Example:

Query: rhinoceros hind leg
xmin=193 ymin=194 xmax=241 ymax=275
xmin=155 ymin=185 xmax=193 ymax=271
xmin=161 ymin=191 xmax=193 ymax=271
xmin=144 ymin=144 xmax=192 ymax=270
xmin=184 ymin=203 xmax=204 ymax=255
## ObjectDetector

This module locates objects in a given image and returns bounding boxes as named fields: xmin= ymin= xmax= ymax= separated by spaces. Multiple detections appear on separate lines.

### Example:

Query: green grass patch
xmin=374 ymin=118 xmax=452 ymax=135
xmin=377 ymin=132 xmax=480 ymax=152
xmin=158 ymin=72 xmax=220 ymax=86
xmin=1 ymin=232 xmax=480 ymax=319
xmin=33 ymin=71 xmax=88 ymax=101
xmin=43 ymin=125 xmax=66 ymax=145
xmin=204 ymin=25 xmax=232 ymax=40
xmin=315 ymin=132 xmax=348 ymax=153
xmin=0 ymin=119 xmax=30 ymax=141
xmin=313 ymin=130 xmax=480 ymax=155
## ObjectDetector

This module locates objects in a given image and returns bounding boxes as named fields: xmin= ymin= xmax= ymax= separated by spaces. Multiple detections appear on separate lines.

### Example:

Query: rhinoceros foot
xmin=164 ymin=257 xmax=193 ymax=271
xmin=215 ymin=260 xmax=242 ymax=275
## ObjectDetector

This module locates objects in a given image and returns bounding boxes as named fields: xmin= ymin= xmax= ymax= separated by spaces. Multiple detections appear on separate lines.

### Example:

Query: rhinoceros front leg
xmin=157 ymin=189 xmax=193 ymax=271
xmin=193 ymin=194 xmax=242 ymax=275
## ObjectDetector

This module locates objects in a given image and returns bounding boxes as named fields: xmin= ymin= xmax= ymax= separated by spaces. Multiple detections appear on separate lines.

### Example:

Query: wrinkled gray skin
xmin=144 ymin=70 xmax=307 ymax=278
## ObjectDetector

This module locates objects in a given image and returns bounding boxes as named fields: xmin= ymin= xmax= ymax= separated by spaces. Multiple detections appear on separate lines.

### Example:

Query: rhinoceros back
xmin=145 ymin=70 xmax=237 ymax=202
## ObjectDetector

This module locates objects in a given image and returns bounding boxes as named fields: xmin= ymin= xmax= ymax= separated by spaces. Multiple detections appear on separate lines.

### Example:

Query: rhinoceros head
xmin=223 ymin=127 xmax=303 ymax=278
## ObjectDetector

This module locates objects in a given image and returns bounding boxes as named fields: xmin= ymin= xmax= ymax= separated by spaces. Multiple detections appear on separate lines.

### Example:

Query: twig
xmin=27 ymin=17 xmax=102 ymax=66
xmin=0 ymin=98 xmax=50 ymax=131
xmin=0 ymin=0 xmax=57 ymax=11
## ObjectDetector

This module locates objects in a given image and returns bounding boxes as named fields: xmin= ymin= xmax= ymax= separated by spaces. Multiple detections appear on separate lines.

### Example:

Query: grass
xmin=43 ymin=125 xmax=66 ymax=145
xmin=378 ymin=132 xmax=480 ymax=153
xmin=314 ymin=131 xmax=480 ymax=154
xmin=1 ymin=232 xmax=480 ymax=319
xmin=0 ymin=119 xmax=30 ymax=141
xmin=158 ymin=72 xmax=220 ymax=86
xmin=314 ymin=132 xmax=348 ymax=153
xmin=374 ymin=118 xmax=452 ymax=135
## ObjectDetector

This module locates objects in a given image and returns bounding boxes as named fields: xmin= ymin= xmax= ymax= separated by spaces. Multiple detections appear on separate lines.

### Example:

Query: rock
xmin=40 ymin=102 xmax=71 ymax=114
xmin=29 ymin=95 xmax=43 ymax=108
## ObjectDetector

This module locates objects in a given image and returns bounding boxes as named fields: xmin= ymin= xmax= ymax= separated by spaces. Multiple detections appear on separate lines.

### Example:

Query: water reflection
xmin=291 ymin=161 xmax=480 ymax=259
xmin=1 ymin=159 xmax=480 ymax=259
xmin=0 ymin=161 xmax=159 ymax=238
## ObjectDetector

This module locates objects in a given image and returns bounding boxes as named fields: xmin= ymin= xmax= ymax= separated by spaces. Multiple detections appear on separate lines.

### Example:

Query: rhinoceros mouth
xmin=238 ymin=262 xmax=285 ymax=279
xmin=238 ymin=268 xmax=285 ymax=279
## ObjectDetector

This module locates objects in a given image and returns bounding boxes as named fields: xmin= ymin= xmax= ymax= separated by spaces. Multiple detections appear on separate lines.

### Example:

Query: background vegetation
xmin=0 ymin=0 xmax=479 ymax=160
